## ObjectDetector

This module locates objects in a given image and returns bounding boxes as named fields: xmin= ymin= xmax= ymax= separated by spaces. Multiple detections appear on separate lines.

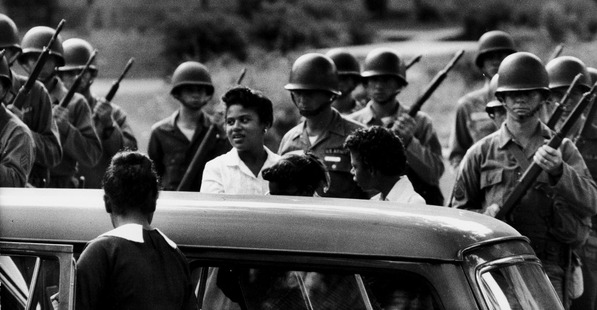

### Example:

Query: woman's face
xmin=225 ymin=104 xmax=267 ymax=152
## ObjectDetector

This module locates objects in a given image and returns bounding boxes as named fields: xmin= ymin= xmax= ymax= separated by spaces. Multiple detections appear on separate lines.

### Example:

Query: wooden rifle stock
xmin=58 ymin=49 xmax=97 ymax=108
xmin=405 ymin=54 xmax=422 ymax=70
xmin=177 ymin=124 xmax=218 ymax=191
xmin=11 ymin=19 xmax=65 ymax=109
xmin=546 ymin=73 xmax=582 ymax=129
xmin=496 ymin=82 xmax=597 ymax=221
xmin=104 ymin=57 xmax=134 ymax=102
xmin=408 ymin=50 xmax=464 ymax=117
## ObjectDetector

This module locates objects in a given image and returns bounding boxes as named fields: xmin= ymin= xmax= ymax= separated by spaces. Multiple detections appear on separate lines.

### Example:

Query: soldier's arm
xmin=451 ymin=149 xmax=484 ymax=210
xmin=60 ymin=96 xmax=102 ymax=167
xmin=549 ymin=139 xmax=597 ymax=217
xmin=448 ymin=101 xmax=473 ymax=169
xmin=29 ymin=82 xmax=62 ymax=168
xmin=404 ymin=113 xmax=445 ymax=186
xmin=99 ymin=104 xmax=137 ymax=157
xmin=0 ymin=123 xmax=35 ymax=187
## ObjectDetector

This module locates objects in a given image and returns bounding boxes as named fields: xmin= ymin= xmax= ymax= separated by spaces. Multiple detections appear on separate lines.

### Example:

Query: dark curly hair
xmin=344 ymin=126 xmax=407 ymax=176
xmin=221 ymin=85 xmax=273 ymax=127
xmin=102 ymin=151 xmax=160 ymax=215
xmin=262 ymin=153 xmax=329 ymax=195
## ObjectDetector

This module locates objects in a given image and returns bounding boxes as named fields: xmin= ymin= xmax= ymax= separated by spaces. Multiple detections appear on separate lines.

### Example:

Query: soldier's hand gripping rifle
xmin=177 ymin=67 xmax=248 ymax=191
xmin=496 ymin=82 xmax=597 ymax=221
xmin=405 ymin=54 xmax=422 ymax=70
xmin=104 ymin=57 xmax=134 ymax=102
xmin=10 ymin=19 xmax=65 ymax=110
xmin=408 ymin=50 xmax=464 ymax=117
xmin=58 ymin=49 xmax=97 ymax=108
xmin=546 ymin=73 xmax=582 ymax=129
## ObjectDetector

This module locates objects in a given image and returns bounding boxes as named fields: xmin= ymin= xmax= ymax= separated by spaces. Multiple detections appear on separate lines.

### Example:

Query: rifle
xmin=575 ymin=94 xmax=597 ymax=143
xmin=546 ymin=73 xmax=583 ymax=129
xmin=549 ymin=43 xmax=565 ymax=62
xmin=177 ymin=124 xmax=218 ymax=191
xmin=11 ymin=19 xmax=66 ymax=110
xmin=104 ymin=57 xmax=134 ymax=102
xmin=236 ymin=67 xmax=247 ymax=85
xmin=408 ymin=50 xmax=464 ymax=117
xmin=405 ymin=54 xmax=422 ymax=70
xmin=496 ymin=82 xmax=597 ymax=221
xmin=58 ymin=49 xmax=97 ymax=108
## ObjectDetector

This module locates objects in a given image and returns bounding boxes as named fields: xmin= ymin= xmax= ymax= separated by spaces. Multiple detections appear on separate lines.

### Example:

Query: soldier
xmin=545 ymin=56 xmax=592 ymax=135
xmin=448 ymin=30 xmax=517 ymax=168
xmin=570 ymin=66 xmax=597 ymax=310
xmin=0 ymin=53 xmax=35 ymax=187
xmin=278 ymin=53 xmax=367 ymax=199
xmin=0 ymin=14 xmax=62 ymax=187
xmin=325 ymin=48 xmax=363 ymax=115
xmin=18 ymin=26 xmax=102 ymax=188
xmin=485 ymin=74 xmax=507 ymax=128
xmin=452 ymin=52 xmax=597 ymax=306
xmin=148 ymin=61 xmax=231 ymax=191
xmin=344 ymin=126 xmax=425 ymax=204
xmin=56 ymin=38 xmax=138 ymax=188
xmin=349 ymin=48 xmax=445 ymax=205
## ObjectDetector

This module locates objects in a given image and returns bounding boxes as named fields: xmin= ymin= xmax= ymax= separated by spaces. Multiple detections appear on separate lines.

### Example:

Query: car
xmin=0 ymin=187 xmax=563 ymax=310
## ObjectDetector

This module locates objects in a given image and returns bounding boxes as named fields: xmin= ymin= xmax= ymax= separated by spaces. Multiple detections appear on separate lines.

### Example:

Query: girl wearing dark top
xmin=75 ymin=151 xmax=197 ymax=310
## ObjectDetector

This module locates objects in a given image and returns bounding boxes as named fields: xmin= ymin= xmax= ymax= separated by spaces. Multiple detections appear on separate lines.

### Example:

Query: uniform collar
xmin=99 ymin=223 xmax=177 ymax=249
xmin=290 ymin=108 xmax=348 ymax=142
xmin=162 ymin=110 xmax=208 ymax=132
xmin=362 ymin=100 xmax=403 ymax=125
xmin=498 ymin=121 xmax=553 ymax=150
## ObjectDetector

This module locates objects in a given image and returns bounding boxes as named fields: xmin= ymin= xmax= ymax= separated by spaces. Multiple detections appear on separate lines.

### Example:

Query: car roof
xmin=0 ymin=188 xmax=522 ymax=262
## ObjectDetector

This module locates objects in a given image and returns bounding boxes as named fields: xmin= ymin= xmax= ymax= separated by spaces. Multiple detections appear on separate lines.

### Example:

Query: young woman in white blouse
xmin=200 ymin=86 xmax=280 ymax=194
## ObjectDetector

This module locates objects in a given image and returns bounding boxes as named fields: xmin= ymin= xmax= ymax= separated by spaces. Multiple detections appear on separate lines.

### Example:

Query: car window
xmin=479 ymin=262 xmax=562 ymax=310
xmin=192 ymin=265 xmax=440 ymax=310
xmin=0 ymin=254 xmax=60 ymax=310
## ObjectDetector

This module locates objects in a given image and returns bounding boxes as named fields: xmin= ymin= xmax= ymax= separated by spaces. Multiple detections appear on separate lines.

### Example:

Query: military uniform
xmin=278 ymin=109 xmax=367 ymax=199
xmin=453 ymin=122 xmax=597 ymax=302
xmin=148 ymin=111 xmax=230 ymax=191
xmin=350 ymin=102 xmax=445 ymax=205
xmin=77 ymin=95 xmax=137 ymax=188
xmin=46 ymin=77 xmax=102 ymax=188
xmin=6 ymin=71 xmax=62 ymax=187
xmin=0 ymin=106 xmax=35 ymax=187
xmin=448 ymin=82 xmax=497 ymax=168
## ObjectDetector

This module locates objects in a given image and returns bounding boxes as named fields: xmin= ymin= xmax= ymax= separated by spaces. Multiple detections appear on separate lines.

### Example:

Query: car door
xmin=0 ymin=241 xmax=75 ymax=310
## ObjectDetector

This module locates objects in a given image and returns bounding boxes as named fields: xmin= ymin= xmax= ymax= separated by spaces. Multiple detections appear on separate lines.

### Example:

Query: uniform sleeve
xmin=147 ymin=128 xmax=164 ymax=178
xmin=0 ymin=122 xmax=35 ymax=187
xmin=30 ymin=84 xmax=62 ymax=168
xmin=448 ymin=99 xmax=473 ymax=169
xmin=200 ymin=158 xmax=225 ymax=194
xmin=550 ymin=139 xmax=597 ymax=217
xmin=61 ymin=96 xmax=102 ymax=167
xmin=75 ymin=239 xmax=110 ymax=310
xmin=405 ymin=112 xmax=445 ymax=186
xmin=99 ymin=105 xmax=138 ymax=158
xmin=451 ymin=146 xmax=484 ymax=210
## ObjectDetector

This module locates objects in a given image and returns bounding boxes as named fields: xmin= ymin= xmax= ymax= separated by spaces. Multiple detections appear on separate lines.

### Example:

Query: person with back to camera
xmin=201 ymin=85 xmax=280 ymax=195
xmin=344 ymin=126 xmax=425 ymax=204
xmin=75 ymin=150 xmax=197 ymax=310
xmin=262 ymin=152 xmax=329 ymax=196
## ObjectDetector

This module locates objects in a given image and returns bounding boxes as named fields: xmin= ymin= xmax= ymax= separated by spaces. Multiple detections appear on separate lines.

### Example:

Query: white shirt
xmin=200 ymin=147 xmax=280 ymax=195
xmin=371 ymin=176 xmax=426 ymax=204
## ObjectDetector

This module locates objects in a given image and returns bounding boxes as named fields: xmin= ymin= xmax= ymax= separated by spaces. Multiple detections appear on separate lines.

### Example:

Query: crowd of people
xmin=2 ymin=12 xmax=597 ymax=309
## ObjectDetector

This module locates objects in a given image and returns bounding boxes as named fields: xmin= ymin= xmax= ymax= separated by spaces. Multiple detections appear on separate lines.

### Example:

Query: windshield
xmin=478 ymin=261 xmax=562 ymax=310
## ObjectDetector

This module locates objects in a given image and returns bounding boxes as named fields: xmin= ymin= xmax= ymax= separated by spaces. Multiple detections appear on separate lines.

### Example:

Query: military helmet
xmin=361 ymin=48 xmax=407 ymax=85
xmin=325 ymin=48 xmax=360 ymax=77
xmin=486 ymin=74 xmax=503 ymax=110
xmin=475 ymin=30 xmax=517 ymax=68
xmin=284 ymin=53 xmax=340 ymax=95
xmin=588 ymin=67 xmax=597 ymax=84
xmin=57 ymin=38 xmax=97 ymax=72
xmin=546 ymin=56 xmax=591 ymax=92
xmin=0 ymin=14 xmax=21 ymax=52
xmin=0 ymin=53 xmax=12 ymax=90
xmin=495 ymin=52 xmax=549 ymax=94
xmin=19 ymin=26 xmax=64 ymax=66
xmin=170 ymin=61 xmax=214 ymax=96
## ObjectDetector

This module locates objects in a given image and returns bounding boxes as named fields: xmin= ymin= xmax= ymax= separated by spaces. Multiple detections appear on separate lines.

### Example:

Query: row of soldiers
xmin=2 ymin=12 xmax=597 ymax=308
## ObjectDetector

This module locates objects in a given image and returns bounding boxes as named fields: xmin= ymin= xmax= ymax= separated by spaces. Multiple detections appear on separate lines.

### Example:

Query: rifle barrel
xmin=546 ymin=73 xmax=583 ymax=129
xmin=59 ymin=50 xmax=97 ymax=108
xmin=405 ymin=55 xmax=422 ymax=70
xmin=177 ymin=124 xmax=218 ymax=191
xmin=105 ymin=57 xmax=135 ymax=102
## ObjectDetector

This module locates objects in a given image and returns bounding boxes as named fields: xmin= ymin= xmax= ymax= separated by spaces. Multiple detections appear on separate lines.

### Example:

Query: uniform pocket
xmin=480 ymin=168 xmax=503 ymax=190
